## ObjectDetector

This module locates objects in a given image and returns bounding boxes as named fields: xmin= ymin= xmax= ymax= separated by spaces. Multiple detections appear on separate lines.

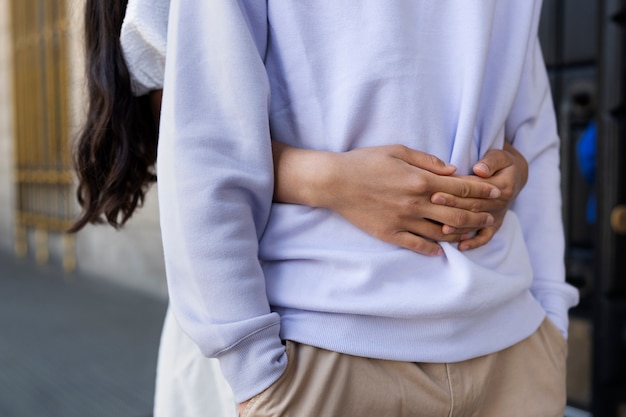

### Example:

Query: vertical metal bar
xmin=14 ymin=223 xmax=27 ymax=258
xmin=11 ymin=0 xmax=29 ymax=256
xmin=593 ymin=0 xmax=626 ymax=414
xmin=47 ymin=0 xmax=60 ymax=229
xmin=44 ymin=0 xmax=55 ymax=174
xmin=58 ymin=0 xmax=74 ymax=249
xmin=559 ymin=93 xmax=572 ymax=245
xmin=57 ymin=0 xmax=73 ymax=238
xmin=42 ymin=0 xmax=54 ymax=232
xmin=57 ymin=1 xmax=70 ymax=170
xmin=33 ymin=0 xmax=45 ymax=260
xmin=26 ymin=0 xmax=36 ymax=170
xmin=34 ymin=228 xmax=48 ymax=265
xmin=36 ymin=0 xmax=45 ymax=174
xmin=24 ymin=0 xmax=34 ymax=235
xmin=62 ymin=233 xmax=75 ymax=272
xmin=9 ymin=0 xmax=74 ymax=266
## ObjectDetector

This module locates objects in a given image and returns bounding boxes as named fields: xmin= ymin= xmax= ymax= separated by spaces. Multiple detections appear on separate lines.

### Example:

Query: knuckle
xmin=402 ymin=198 xmax=421 ymax=212
xmin=412 ymin=178 xmax=430 ymax=194
xmin=461 ymin=240 xmax=476 ymax=250
xmin=500 ymin=187 xmax=514 ymax=200
xmin=447 ymin=198 xmax=461 ymax=208
xmin=427 ymin=153 xmax=442 ymax=167
xmin=474 ymin=235 xmax=488 ymax=246
xmin=465 ymin=241 xmax=479 ymax=250
xmin=481 ymin=185 xmax=493 ymax=198
xmin=393 ymin=144 xmax=409 ymax=155
xmin=411 ymin=243 xmax=430 ymax=255
xmin=405 ymin=237 xmax=430 ymax=255
xmin=460 ymin=184 xmax=471 ymax=198
xmin=422 ymin=245 xmax=441 ymax=256
xmin=467 ymin=200 xmax=482 ymax=212
xmin=491 ymin=153 xmax=506 ymax=168
xmin=452 ymin=211 xmax=469 ymax=226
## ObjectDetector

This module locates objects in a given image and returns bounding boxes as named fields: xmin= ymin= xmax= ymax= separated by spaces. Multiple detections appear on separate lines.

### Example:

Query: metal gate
xmin=10 ymin=0 xmax=75 ymax=271
xmin=594 ymin=1 xmax=626 ymax=415
xmin=542 ymin=0 xmax=626 ymax=415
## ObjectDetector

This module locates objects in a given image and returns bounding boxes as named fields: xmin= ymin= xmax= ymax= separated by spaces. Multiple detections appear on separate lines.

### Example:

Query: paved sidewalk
xmin=0 ymin=250 xmax=168 ymax=417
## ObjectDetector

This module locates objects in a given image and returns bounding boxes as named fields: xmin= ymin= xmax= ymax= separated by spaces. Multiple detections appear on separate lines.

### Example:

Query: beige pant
xmin=241 ymin=318 xmax=567 ymax=417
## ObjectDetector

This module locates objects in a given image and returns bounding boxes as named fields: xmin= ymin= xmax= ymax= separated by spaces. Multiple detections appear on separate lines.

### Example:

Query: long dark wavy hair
xmin=69 ymin=0 xmax=158 ymax=232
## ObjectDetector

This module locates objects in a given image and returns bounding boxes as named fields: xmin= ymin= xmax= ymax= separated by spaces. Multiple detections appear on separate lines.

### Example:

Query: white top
xmin=120 ymin=0 xmax=168 ymax=96
xmin=145 ymin=0 xmax=579 ymax=402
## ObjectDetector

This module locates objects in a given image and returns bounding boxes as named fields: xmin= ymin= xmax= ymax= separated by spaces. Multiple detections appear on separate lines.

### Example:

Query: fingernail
xmin=460 ymin=233 xmax=471 ymax=240
xmin=443 ymin=225 xmax=456 ymax=234
xmin=436 ymin=248 xmax=444 ymax=256
xmin=474 ymin=162 xmax=489 ymax=174
xmin=486 ymin=215 xmax=495 ymax=225
xmin=458 ymin=244 xmax=468 ymax=251
xmin=432 ymin=195 xmax=446 ymax=204
xmin=445 ymin=163 xmax=456 ymax=169
xmin=489 ymin=188 xmax=501 ymax=199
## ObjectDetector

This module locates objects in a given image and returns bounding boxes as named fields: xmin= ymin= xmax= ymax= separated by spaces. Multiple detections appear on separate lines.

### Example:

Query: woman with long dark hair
xmin=73 ymin=0 xmax=531 ymax=415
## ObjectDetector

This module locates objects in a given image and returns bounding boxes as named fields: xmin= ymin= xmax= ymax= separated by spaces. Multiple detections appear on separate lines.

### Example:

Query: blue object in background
xmin=576 ymin=121 xmax=596 ymax=224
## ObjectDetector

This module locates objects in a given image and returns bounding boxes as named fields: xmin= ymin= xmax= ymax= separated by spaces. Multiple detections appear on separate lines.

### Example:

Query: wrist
xmin=273 ymin=145 xmax=339 ymax=208
xmin=298 ymin=150 xmax=342 ymax=209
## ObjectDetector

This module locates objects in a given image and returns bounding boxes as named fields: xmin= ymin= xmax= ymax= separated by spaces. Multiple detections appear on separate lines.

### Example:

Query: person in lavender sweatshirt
xmin=158 ymin=2 xmax=580 ymax=416
xmin=73 ymin=0 xmax=576 ymax=415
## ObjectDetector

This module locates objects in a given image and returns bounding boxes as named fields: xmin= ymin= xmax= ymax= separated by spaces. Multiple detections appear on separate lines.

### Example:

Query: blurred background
xmin=0 ymin=0 xmax=624 ymax=416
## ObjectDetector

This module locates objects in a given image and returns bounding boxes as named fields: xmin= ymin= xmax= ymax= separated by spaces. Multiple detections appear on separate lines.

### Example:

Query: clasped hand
xmin=312 ymin=144 xmax=527 ymax=256
xmin=272 ymin=141 xmax=527 ymax=256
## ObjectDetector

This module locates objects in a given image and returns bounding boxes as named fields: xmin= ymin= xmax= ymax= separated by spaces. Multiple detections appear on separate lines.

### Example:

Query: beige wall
xmin=0 ymin=0 xmax=15 ymax=254
xmin=74 ymin=191 xmax=168 ymax=299
xmin=0 ymin=0 xmax=168 ymax=299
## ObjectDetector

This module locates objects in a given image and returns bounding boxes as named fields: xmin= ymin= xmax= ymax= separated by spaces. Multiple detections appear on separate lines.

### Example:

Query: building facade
xmin=0 ymin=0 xmax=167 ymax=298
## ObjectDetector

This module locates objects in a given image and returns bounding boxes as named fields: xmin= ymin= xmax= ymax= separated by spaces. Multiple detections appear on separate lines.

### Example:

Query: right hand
xmin=317 ymin=145 xmax=499 ymax=256
xmin=431 ymin=142 xmax=528 ymax=251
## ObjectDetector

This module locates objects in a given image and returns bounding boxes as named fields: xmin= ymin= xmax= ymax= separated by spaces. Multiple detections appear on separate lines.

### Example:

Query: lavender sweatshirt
xmin=154 ymin=0 xmax=579 ymax=402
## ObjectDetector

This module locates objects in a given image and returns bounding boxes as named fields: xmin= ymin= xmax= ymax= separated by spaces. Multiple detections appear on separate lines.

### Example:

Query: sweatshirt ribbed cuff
xmin=217 ymin=322 xmax=287 ymax=403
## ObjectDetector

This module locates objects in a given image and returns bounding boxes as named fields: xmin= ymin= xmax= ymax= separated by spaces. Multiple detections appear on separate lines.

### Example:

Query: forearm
xmin=160 ymin=0 xmax=285 ymax=402
xmin=272 ymin=140 xmax=337 ymax=208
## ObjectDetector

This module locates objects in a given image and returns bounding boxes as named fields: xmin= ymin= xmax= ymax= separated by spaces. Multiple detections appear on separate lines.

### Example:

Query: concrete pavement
xmin=0 ymin=250 xmax=167 ymax=417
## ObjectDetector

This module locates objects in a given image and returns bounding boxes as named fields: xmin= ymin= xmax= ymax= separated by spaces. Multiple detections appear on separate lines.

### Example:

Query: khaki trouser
xmin=241 ymin=318 xmax=567 ymax=417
